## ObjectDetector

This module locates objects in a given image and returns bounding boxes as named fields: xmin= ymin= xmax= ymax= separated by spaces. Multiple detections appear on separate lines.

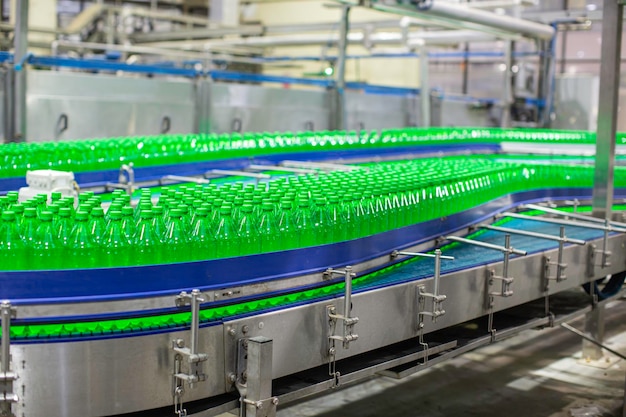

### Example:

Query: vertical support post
xmin=334 ymin=5 xmax=350 ymax=131
xmin=3 ymin=68 xmax=14 ymax=142
xmin=245 ymin=337 xmax=277 ymax=417
xmin=501 ymin=40 xmax=514 ymax=128
xmin=587 ymin=0 xmax=623 ymax=361
xmin=583 ymin=305 xmax=605 ymax=361
xmin=592 ymin=0 xmax=623 ymax=221
xmin=13 ymin=0 xmax=28 ymax=142
xmin=419 ymin=43 xmax=430 ymax=127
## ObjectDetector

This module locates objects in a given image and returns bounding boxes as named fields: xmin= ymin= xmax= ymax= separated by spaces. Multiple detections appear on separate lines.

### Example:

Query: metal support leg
xmin=582 ymin=303 xmax=605 ymax=361
xmin=13 ymin=0 xmax=28 ymax=142
xmin=592 ymin=0 xmax=623 ymax=220
xmin=334 ymin=5 xmax=350 ymax=131
xmin=1 ymin=301 xmax=17 ymax=417
xmin=501 ymin=40 xmax=514 ymax=128
xmin=243 ymin=337 xmax=277 ymax=417
xmin=419 ymin=44 xmax=430 ymax=127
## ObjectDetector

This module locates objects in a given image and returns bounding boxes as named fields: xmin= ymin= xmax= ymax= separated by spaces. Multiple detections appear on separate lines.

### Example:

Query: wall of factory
xmin=242 ymin=0 xmax=421 ymax=88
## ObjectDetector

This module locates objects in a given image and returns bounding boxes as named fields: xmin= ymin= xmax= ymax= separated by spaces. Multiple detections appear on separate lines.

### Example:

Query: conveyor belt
xmin=9 ymin=205 xmax=623 ymax=343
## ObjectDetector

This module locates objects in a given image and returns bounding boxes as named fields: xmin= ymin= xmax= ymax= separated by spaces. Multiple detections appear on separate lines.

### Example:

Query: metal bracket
xmin=237 ymin=337 xmax=277 ymax=417
xmin=1 ymin=301 xmax=17 ymax=417
xmin=594 ymin=219 xmax=612 ymax=268
xmin=414 ymin=249 xmax=454 ymax=323
xmin=413 ymin=251 xmax=453 ymax=366
xmin=171 ymin=290 xmax=208 ymax=417
xmin=326 ymin=266 xmax=358 ymax=389
xmin=106 ymin=163 xmax=135 ymax=195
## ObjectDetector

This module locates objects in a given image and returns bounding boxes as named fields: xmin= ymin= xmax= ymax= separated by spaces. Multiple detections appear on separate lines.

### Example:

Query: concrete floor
xmin=270 ymin=298 xmax=626 ymax=417
xmin=218 ymin=298 xmax=626 ymax=417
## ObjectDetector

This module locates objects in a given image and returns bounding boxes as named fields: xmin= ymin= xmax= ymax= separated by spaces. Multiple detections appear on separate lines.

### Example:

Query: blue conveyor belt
xmin=355 ymin=217 xmax=608 ymax=292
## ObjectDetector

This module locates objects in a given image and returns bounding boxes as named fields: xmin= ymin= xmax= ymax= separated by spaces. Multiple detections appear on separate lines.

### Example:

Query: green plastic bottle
xmin=121 ymin=206 xmax=136 ymax=240
xmin=56 ymin=207 xmax=73 ymax=268
xmin=214 ymin=205 xmax=239 ymax=258
xmin=238 ymin=204 xmax=259 ymax=255
xmin=258 ymin=202 xmax=279 ymax=253
xmin=165 ymin=209 xmax=190 ymax=263
xmin=278 ymin=197 xmax=297 ymax=249
xmin=294 ymin=199 xmax=315 ymax=248
xmin=20 ymin=207 xmax=39 ymax=245
xmin=34 ymin=211 xmax=58 ymax=270
xmin=0 ymin=211 xmax=26 ymax=271
xmin=89 ymin=207 xmax=107 ymax=248
xmin=103 ymin=210 xmax=131 ymax=267
xmin=134 ymin=210 xmax=161 ymax=266
xmin=70 ymin=211 xmax=95 ymax=269
xmin=191 ymin=207 xmax=214 ymax=261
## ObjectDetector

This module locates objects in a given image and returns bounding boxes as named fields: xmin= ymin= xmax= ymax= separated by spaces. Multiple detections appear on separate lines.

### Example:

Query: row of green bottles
xmin=1 ymin=155 xmax=624 ymax=271
xmin=2 ymin=127 xmax=626 ymax=179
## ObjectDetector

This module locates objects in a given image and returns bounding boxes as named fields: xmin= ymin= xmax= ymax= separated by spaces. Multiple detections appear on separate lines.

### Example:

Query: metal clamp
xmin=106 ymin=163 xmax=135 ymax=195
xmin=172 ymin=290 xmax=208 ymax=417
xmin=479 ymin=223 xmax=586 ymax=288
xmin=1 ymin=301 xmax=18 ymax=417
xmin=326 ymin=266 xmax=358 ymax=389
xmin=413 ymin=249 xmax=454 ymax=322
xmin=445 ymin=234 xmax=526 ymax=298
xmin=325 ymin=267 xmax=359 ymax=349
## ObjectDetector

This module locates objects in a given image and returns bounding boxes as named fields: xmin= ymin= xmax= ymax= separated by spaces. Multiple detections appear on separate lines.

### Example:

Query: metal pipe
xmin=592 ymin=0 xmax=623 ymax=221
xmin=1 ymin=301 xmax=10 ymax=373
xmin=54 ymin=40 xmax=265 ymax=65
xmin=556 ymin=226 xmax=565 ymax=281
xmin=433 ymin=249 xmax=442 ymax=298
xmin=190 ymin=290 xmax=200 ymax=355
xmin=501 ymin=40 xmax=513 ymax=128
xmin=13 ymin=0 xmax=28 ymax=142
xmin=369 ymin=1 xmax=555 ymax=40
xmin=523 ymin=203 xmax=626 ymax=228
xmin=343 ymin=266 xmax=353 ymax=343
xmin=479 ymin=224 xmax=586 ymax=245
xmin=419 ymin=42 xmax=430 ymax=127
xmin=502 ymin=234 xmax=511 ymax=290
xmin=395 ymin=251 xmax=455 ymax=260
xmin=445 ymin=235 xmax=527 ymax=256
xmin=500 ymin=212 xmax=626 ymax=233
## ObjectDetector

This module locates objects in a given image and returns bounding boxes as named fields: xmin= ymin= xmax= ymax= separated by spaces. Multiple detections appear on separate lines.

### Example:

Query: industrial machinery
xmin=0 ymin=127 xmax=625 ymax=417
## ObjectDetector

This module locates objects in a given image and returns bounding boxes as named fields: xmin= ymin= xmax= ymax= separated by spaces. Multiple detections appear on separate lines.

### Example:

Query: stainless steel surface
xmin=0 ymin=301 xmax=16 ymax=417
xmin=592 ymin=0 xmax=624 ymax=221
xmin=26 ymin=70 xmax=195 ymax=141
xmin=13 ymin=0 xmax=28 ymax=142
xmin=200 ymin=82 xmax=330 ymax=134
xmin=431 ymin=95 xmax=498 ymax=127
xmin=245 ymin=337 xmax=276 ymax=417
xmin=552 ymin=74 xmax=599 ymax=131
xmin=344 ymin=92 xmax=417 ymax=130
xmin=12 ymin=325 xmax=226 ymax=417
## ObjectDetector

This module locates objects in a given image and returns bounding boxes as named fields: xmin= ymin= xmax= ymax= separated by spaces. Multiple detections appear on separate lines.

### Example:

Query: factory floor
xmin=267 ymin=297 xmax=626 ymax=417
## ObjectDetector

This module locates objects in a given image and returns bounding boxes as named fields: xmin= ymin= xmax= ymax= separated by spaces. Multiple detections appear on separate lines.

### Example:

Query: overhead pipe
xmin=187 ymin=29 xmax=501 ymax=50
xmin=335 ymin=0 xmax=555 ymax=41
